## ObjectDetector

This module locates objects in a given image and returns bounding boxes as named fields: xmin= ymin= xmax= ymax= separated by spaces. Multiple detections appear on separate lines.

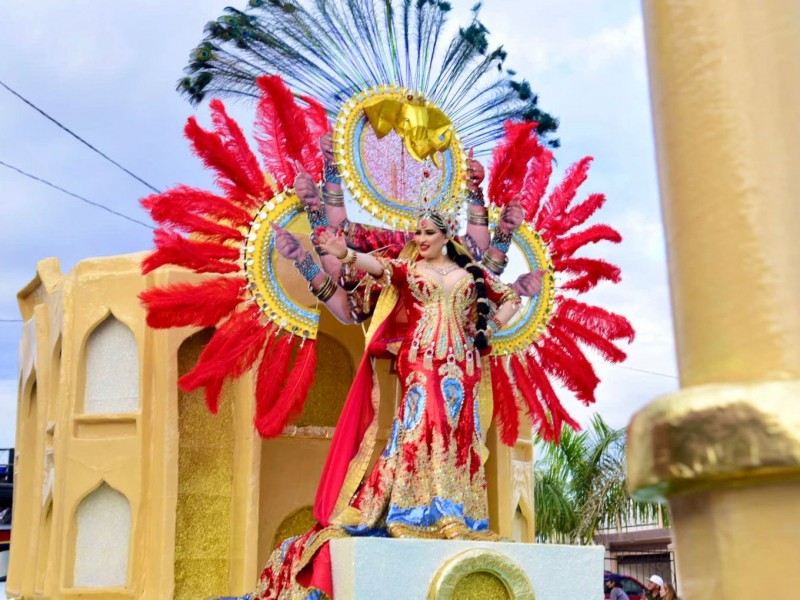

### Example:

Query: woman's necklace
xmin=422 ymin=261 xmax=460 ymax=277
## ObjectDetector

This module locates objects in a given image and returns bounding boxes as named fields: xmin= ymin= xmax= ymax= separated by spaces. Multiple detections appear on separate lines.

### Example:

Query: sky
xmin=0 ymin=0 xmax=679 ymax=449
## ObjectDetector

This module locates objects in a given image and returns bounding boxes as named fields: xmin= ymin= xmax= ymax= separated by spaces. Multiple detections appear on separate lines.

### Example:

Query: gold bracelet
xmin=342 ymin=248 xmax=358 ymax=265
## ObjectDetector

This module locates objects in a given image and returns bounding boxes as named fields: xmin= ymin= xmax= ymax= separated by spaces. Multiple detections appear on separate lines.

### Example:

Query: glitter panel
xmin=271 ymin=506 xmax=319 ymax=550
xmin=294 ymin=333 xmax=354 ymax=428
xmin=451 ymin=571 xmax=512 ymax=600
xmin=360 ymin=127 xmax=444 ymax=207
xmin=174 ymin=330 xmax=235 ymax=600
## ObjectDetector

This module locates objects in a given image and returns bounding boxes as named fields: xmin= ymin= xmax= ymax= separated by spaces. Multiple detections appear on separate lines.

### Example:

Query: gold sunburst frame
xmin=243 ymin=189 xmax=320 ymax=339
xmin=488 ymin=207 xmax=556 ymax=357
xmin=428 ymin=548 xmax=536 ymax=600
xmin=332 ymin=86 xmax=469 ymax=231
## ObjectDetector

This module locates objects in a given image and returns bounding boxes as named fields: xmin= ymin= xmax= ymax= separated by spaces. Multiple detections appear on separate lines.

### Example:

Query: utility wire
xmin=0 ymin=160 xmax=154 ymax=230
xmin=612 ymin=364 xmax=678 ymax=380
xmin=0 ymin=319 xmax=23 ymax=323
xmin=0 ymin=79 xmax=161 ymax=193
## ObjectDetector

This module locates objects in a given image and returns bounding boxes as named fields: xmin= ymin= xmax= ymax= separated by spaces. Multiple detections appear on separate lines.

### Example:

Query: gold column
xmin=631 ymin=2 xmax=800 ymax=598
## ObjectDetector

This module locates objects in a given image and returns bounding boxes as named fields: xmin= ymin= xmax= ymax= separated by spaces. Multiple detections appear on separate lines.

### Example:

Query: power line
xmin=612 ymin=364 xmax=678 ymax=380
xmin=0 ymin=319 xmax=23 ymax=323
xmin=0 ymin=79 xmax=161 ymax=194
xmin=0 ymin=160 xmax=154 ymax=230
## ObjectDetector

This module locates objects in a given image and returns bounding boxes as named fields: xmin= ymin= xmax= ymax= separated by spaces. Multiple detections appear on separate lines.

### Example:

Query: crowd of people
xmin=606 ymin=573 xmax=679 ymax=600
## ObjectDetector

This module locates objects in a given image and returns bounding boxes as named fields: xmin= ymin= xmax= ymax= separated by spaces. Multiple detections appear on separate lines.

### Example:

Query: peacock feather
xmin=179 ymin=0 xmax=560 ymax=150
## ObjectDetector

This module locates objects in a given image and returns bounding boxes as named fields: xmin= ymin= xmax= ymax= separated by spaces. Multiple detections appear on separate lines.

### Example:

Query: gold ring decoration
xmin=427 ymin=548 xmax=535 ymax=600
xmin=332 ymin=86 xmax=469 ymax=231
xmin=244 ymin=189 xmax=320 ymax=339
xmin=488 ymin=207 xmax=555 ymax=357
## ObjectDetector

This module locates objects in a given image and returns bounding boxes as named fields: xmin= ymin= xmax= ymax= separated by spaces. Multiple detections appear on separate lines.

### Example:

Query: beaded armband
xmin=461 ymin=233 xmax=483 ymax=261
xmin=466 ymin=187 xmax=485 ymax=207
xmin=305 ymin=206 xmax=329 ymax=229
xmin=295 ymin=252 xmax=321 ymax=281
xmin=490 ymin=229 xmax=513 ymax=254
xmin=324 ymin=160 xmax=342 ymax=184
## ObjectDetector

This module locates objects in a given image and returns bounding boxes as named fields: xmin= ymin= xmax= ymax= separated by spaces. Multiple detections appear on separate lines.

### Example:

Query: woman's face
xmin=414 ymin=218 xmax=447 ymax=259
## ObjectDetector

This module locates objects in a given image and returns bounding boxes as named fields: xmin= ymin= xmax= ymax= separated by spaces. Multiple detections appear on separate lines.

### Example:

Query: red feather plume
xmin=208 ymin=99 xmax=266 ymax=199
xmin=142 ymin=229 xmax=240 ymax=275
xmin=255 ymin=75 xmax=315 ymax=187
xmin=490 ymin=357 xmax=520 ymax=446
xmin=550 ymin=224 xmax=622 ymax=258
xmin=139 ymin=276 xmax=246 ymax=329
xmin=536 ymin=156 xmax=593 ymax=231
xmin=509 ymin=354 xmax=554 ymax=440
xmin=488 ymin=121 xmax=538 ymax=205
xmin=178 ymin=305 xmax=267 ymax=413
xmin=256 ymin=340 xmax=318 ymax=438
xmin=142 ymin=185 xmax=254 ymax=230
xmin=254 ymin=333 xmax=296 ymax=433
xmin=557 ymin=257 xmax=622 ymax=292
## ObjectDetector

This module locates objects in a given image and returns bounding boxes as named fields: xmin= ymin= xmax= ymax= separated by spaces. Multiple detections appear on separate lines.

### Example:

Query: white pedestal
xmin=330 ymin=537 xmax=604 ymax=600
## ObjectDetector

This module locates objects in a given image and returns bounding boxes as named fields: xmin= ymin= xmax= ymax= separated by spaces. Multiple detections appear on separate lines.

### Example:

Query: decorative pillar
xmin=630 ymin=2 xmax=800 ymax=598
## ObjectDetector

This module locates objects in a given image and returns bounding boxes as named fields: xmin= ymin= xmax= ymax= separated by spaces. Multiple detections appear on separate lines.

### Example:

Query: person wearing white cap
xmin=645 ymin=575 xmax=665 ymax=600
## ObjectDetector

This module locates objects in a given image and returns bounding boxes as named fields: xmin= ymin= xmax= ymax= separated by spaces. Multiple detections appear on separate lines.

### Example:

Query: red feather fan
xmin=486 ymin=122 xmax=633 ymax=444
xmin=140 ymin=76 xmax=325 ymax=432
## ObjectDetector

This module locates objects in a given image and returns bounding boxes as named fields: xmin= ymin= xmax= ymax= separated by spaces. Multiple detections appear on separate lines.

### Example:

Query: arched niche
xmin=294 ymin=332 xmax=354 ymax=428
xmin=83 ymin=315 xmax=139 ymax=414
xmin=72 ymin=481 xmax=131 ymax=588
xmin=36 ymin=500 xmax=53 ymax=591
xmin=173 ymin=329 xmax=235 ymax=599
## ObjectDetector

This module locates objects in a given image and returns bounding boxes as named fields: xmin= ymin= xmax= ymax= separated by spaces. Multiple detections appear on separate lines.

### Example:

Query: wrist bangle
xmin=467 ymin=211 xmax=489 ymax=226
xmin=341 ymin=248 xmax=357 ymax=265
xmin=489 ymin=315 xmax=503 ymax=333
xmin=490 ymin=229 xmax=513 ymax=253
xmin=322 ymin=189 xmax=345 ymax=207
xmin=309 ymin=274 xmax=337 ymax=302
xmin=324 ymin=160 xmax=342 ymax=184
xmin=482 ymin=252 xmax=508 ymax=275
xmin=294 ymin=253 xmax=321 ymax=281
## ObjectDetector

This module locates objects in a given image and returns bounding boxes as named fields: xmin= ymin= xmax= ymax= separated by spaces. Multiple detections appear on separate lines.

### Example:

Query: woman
xmin=660 ymin=582 xmax=678 ymax=600
xmin=254 ymin=210 xmax=522 ymax=598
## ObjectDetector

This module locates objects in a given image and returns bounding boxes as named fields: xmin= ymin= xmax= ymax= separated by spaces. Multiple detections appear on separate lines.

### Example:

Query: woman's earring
xmin=442 ymin=245 xmax=448 ymax=256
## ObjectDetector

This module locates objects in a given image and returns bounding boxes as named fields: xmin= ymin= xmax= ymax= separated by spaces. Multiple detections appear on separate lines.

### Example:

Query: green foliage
xmin=534 ymin=414 xmax=668 ymax=544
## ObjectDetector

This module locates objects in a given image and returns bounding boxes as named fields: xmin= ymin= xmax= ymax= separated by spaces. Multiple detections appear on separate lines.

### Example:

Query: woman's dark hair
xmin=445 ymin=240 xmax=490 ymax=350
xmin=423 ymin=211 xmax=491 ymax=349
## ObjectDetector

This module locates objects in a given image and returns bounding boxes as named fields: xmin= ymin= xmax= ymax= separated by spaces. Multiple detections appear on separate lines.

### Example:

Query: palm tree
xmin=534 ymin=414 xmax=667 ymax=544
